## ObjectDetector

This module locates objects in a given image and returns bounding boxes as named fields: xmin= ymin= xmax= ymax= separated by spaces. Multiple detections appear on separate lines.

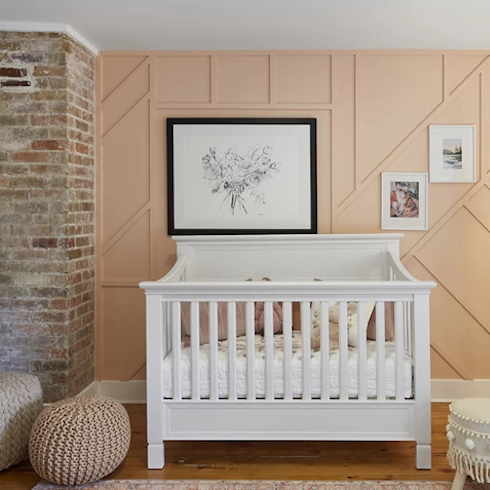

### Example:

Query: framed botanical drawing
xmin=167 ymin=118 xmax=317 ymax=235
xmin=429 ymin=125 xmax=476 ymax=183
xmin=381 ymin=173 xmax=428 ymax=230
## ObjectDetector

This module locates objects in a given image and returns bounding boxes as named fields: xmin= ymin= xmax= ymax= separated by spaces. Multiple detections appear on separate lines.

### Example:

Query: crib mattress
xmin=162 ymin=332 xmax=413 ymax=399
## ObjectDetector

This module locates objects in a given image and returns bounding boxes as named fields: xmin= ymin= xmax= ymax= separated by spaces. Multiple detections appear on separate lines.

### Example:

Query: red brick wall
xmin=0 ymin=32 xmax=95 ymax=401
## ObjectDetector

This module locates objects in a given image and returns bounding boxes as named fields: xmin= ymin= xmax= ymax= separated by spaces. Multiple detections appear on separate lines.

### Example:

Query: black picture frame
xmin=167 ymin=117 xmax=317 ymax=235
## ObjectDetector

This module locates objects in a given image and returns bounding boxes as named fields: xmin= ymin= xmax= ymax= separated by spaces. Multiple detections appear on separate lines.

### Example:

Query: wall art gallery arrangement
xmin=97 ymin=51 xmax=490 ymax=384
xmin=168 ymin=119 xmax=475 ymax=235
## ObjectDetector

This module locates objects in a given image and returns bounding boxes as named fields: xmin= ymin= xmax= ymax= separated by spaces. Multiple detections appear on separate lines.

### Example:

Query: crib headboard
xmin=173 ymin=234 xmax=404 ymax=281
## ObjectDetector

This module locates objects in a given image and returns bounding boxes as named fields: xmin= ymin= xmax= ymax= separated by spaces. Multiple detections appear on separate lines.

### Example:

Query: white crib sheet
xmin=162 ymin=332 xmax=413 ymax=399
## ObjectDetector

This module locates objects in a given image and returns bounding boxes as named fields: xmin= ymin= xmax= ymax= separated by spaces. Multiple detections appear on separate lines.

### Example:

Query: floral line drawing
xmin=202 ymin=144 xmax=281 ymax=215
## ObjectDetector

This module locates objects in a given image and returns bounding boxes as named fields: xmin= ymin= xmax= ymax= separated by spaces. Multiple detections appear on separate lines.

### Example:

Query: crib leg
xmin=148 ymin=442 xmax=165 ymax=469
xmin=416 ymin=443 xmax=431 ymax=469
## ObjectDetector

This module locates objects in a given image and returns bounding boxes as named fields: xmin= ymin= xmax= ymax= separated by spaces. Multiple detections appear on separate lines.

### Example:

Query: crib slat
xmin=404 ymin=301 xmax=409 ymax=355
xmin=246 ymin=302 xmax=255 ymax=401
xmin=357 ymin=301 xmax=368 ymax=401
xmin=172 ymin=301 xmax=181 ymax=401
xmin=407 ymin=301 xmax=413 ymax=356
xmin=264 ymin=302 xmax=274 ymax=401
xmin=209 ymin=301 xmax=219 ymax=401
xmin=339 ymin=301 xmax=349 ymax=401
xmin=190 ymin=301 xmax=200 ymax=401
xmin=395 ymin=301 xmax=405 ymax=401
xmin=283 ymin=302 xmax=293 ymax=401
xmin=376 ymin=301 xmax=386 ymax=401
xmin=301 ymin=301 xmax=311 ymax=401
xmin=320 ymin=302 xmax=330 ymax=400
xmin=228 ymin=302 xmax=237 ymax=401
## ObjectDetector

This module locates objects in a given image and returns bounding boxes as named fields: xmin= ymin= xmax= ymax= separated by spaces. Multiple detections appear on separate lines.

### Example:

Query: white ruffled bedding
xmin=162 ymin=331 xmax=413 ymax=399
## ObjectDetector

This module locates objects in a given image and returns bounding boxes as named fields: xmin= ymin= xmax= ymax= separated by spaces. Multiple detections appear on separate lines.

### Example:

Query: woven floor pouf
xmin=29 ymin=395 xmax=131 ymax=485
xmin=0 ymin=371 xmax=43 ymax=471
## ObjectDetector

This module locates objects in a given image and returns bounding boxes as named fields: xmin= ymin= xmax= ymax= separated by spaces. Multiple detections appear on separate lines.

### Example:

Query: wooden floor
xmin=0 ymin=403 xmax=455 ymax=490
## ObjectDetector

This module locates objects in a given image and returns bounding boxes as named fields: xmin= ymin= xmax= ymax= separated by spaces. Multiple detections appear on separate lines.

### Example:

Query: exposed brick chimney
xmin=0 ymin=32 xmax=96 ymax=402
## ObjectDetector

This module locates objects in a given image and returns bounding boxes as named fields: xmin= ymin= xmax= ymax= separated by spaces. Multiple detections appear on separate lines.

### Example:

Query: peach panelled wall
xmin=96 ymin=50 xmax=490 ymax=382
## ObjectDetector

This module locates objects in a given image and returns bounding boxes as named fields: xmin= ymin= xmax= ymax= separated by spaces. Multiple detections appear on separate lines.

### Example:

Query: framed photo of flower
xmin=167 ymin=118 xmax=317 ymax=235
xmin=381 ymin=173 xmax=428 ymax=230
xmin=429 ymin=125 xmax=476 ymax=183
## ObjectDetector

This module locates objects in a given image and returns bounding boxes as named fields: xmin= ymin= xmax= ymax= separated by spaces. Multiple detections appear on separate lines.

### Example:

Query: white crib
xmin=139 ymin=234 xmax=436 ymax=470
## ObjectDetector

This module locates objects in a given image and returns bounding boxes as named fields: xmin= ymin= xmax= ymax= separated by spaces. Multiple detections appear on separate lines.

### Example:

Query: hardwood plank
xmin=0 ymin=403 xmax=453 ymax=490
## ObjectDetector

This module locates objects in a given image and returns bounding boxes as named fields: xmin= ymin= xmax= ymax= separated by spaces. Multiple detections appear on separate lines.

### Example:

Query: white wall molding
xmin=78 ymin=381 xmax=146 ymax=403
xmin=431 ymin=380 xmax=490 ymax=402
xmin=78 ymin=379 xmax=488 ymax=404
xmin=0 ymin=22 xmax=98 ymax=55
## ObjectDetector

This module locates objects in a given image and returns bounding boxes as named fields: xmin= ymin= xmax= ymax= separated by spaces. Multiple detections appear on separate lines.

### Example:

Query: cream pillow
xmin=346 ymin=301 xmax=376 ymax=346
xmin=310 ymin=301 xmax=376 ymax=350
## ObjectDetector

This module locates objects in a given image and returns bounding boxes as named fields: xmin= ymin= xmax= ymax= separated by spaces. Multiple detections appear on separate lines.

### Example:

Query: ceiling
xmin=2 ymin=0 xmax=490 ymax=52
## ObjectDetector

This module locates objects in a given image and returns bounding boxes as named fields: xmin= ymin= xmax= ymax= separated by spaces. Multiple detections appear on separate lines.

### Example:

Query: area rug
xmin=32 ymin=480 xmax=490 ymax=490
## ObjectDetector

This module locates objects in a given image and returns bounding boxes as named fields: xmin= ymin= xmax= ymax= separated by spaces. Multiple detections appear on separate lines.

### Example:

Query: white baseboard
xmin=78 ymin=379 xmax=490 ymax=404
xmin=78 ymin=381 xmax=146 ymax=403
xmin=431 ymin=379 xmax=490 ymax=402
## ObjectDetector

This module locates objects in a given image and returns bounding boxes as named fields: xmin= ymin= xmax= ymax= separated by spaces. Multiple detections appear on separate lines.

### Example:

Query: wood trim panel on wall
xmin=96 ymin=49 xmax=490 ymax=383
xmin=95 ymin=55 xmax=102 ymax=380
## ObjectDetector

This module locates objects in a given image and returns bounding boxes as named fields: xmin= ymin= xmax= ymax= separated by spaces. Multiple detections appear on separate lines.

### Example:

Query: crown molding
xmin=0 ymin=22 xmax=98 ymax=55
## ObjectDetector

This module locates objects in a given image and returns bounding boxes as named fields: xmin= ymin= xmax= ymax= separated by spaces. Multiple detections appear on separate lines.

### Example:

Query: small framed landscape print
xmin=429 ymin=125 xmax=476 ymax=183
xmin=167 ymin=117 xmax=317 ymax=235
xmin=381 ymin=173 xmax=428 ymax=230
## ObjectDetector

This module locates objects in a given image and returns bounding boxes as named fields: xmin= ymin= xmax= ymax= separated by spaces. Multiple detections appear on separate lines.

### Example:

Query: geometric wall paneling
xmin=482 ymin=72 xmax=490 ymax=176
xmin=100 ymin=287 xmax=146 ymax=380
xmin=274 ymin=54 xmax=331 ymax=104
xmin=101 ymin=63 xmax=150 ymax=136
xmin=101 ymin=99 xmax=150 ymax=245
xmin=102 ymin=211 xmax=150 ymax=283
xmin=398 ymin=232 xmax=427 ymax=258
xmin=445 ymin=55 xmax=488 ymax=95
xmin=406 ymin=256 xmax=490 ymax=379
xmin=155 ymin=55 xmax=211 ymax=103
xmin=434 ymin=75 xmax=481 ymax=128
xmin=332 ymin=55 xmax=356 ymax=209
xmin=336 ymin=175 xmax=382 ymax=233
xmin=358 ymin=55 xmax=443 ymax=182
xmin=427 ymin=183 xmax=473 ymax=229
xmin=384 ymin=129 xmax=429 ymax=174
xmin=431 ymin=347 xmax=464 ymax=380
xmin=130 ymin=365 xmax=146 ymax=381
xmin=416 ymin=208 xmax=490 ymax=330
xmin=215 ymin=55 xmax=270 ymax=103
xmin=466 ymin=185 xmax=490 ymax=231
xmin=97 ymin=49 xmax=490 ymax=383
xmin=315 ymin=111 xmax=332 ymax=233
xmin=101 ymin=56 xmax=149 ymax=101
xmin=337 ymin=56 xmax=490 ymax=220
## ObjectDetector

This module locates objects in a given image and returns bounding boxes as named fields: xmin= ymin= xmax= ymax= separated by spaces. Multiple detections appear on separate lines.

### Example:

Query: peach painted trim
xmin=94 ymin=55 xmax=103 ymax=380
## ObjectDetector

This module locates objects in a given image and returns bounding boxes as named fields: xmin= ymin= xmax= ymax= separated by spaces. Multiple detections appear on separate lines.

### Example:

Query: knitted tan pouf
xmin=29 ymin=395 xmax=131 ymax=485
xmin=0 ymin=371 xmax=43 ymax=471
